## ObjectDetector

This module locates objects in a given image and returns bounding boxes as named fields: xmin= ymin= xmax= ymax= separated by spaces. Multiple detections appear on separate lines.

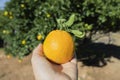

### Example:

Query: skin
xmin=31 ymin=44 xmax=77 ymax=80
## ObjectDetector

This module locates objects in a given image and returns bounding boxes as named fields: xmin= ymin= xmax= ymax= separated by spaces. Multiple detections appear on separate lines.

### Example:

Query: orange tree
xmin=0 ymin=0 xmax=120 ymax=59
xmin=0 ymin=9 xmax=11 ymax=47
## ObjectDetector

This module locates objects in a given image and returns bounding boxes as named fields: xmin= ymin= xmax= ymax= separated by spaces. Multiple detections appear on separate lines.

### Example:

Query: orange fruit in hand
xmin=43 ymin=30 xmax=74 ymax=64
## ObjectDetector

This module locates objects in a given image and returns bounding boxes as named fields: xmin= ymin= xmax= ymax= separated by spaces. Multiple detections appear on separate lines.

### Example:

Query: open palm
xmin=31 ymin=44 xmax=77 ymax=80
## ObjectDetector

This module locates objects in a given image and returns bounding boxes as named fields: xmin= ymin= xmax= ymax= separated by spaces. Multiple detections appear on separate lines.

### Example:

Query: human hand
xmin=31 ymin=44 xmax=77 ymax=80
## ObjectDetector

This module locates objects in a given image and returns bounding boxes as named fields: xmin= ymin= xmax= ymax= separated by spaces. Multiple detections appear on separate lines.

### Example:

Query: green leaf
xmin=56 ymin=19 xmax=66 ymax=24
xmin=98 ymin=15 xmax=106 ymax=23
xmin=70 ymin=30 xmax=85 ymax=38
xmin=56 ymin=14 xmax=75 ymax=29
xmin=64 ymin=14 xmax=75 ymax=27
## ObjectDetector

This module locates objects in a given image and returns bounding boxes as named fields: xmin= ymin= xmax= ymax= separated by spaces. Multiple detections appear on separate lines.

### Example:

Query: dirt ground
xmin=0 ymin=50 xmax=34 ymax=80
xmin=0 ymin=31 xmax=120 ymax=80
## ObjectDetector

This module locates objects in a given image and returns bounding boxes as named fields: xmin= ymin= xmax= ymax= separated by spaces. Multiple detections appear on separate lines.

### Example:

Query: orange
xmin=37 ymin=34 xmax=42 ymax=40
xmin=43 ymin=30 xmax=74 ymax=64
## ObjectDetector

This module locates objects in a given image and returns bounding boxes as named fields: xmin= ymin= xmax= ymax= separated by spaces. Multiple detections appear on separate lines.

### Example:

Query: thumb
xmin=32 ymin=44 xmax=43 ymax=57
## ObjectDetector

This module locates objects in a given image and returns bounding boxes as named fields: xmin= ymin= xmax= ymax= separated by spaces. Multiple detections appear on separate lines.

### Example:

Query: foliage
xmin=0 ymin=0 xmax=120 ymax=59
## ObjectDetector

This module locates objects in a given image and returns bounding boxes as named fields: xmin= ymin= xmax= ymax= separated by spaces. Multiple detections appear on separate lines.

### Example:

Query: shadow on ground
xmin=0 ymin=39 xmax=4 ymax=48
xmin=76 ymin=38 xmax=120 ymax=67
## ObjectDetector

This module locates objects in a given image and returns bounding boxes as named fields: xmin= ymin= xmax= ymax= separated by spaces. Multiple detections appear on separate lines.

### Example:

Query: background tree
xmin=0 ymin=0 xmax=120 ymax=59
